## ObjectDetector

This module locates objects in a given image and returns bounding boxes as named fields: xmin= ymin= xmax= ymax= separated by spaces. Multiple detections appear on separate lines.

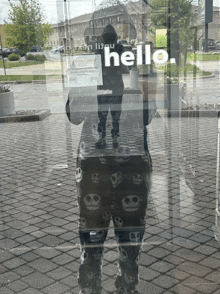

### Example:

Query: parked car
xmin=123 ymin=44 xmax=132 ymax=52
xmin=201 ymin=39 xmax=216 ymax=51
xmin=118 ymin=39 xmax=127 ymax=45
xmin=0 ymin=48 xmax=12 ymax=57
xmin=11 ymin=48 xmax=25 ymax=57
xmin=216 ymin=41 xmax=220 ymax=50
xmin=129 ymin=39 xmax=136 ymax=46
xmin=51 ymin=46 xmax=64 ymax=53
xmin=30 ymin=46 xmax=41 ymax=52
xmin=0 ymin=47 xmax=25 ymax=57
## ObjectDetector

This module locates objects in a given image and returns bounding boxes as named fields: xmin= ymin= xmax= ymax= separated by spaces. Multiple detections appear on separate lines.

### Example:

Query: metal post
xmin=64 ymin=0 xmax=69 ymax=54
xmin=0 ymin=35 xmax=6 ymax=75
xmin=205 ymin=22 xmax=208 ymax=52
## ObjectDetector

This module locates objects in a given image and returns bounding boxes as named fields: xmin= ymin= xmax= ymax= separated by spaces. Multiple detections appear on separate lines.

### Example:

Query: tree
xmin=36 ymin=23 xmax=54 ymax=46
xmin=148 ymin=0 xmax=199 ymax=65
xmin=4 ymin=0 xmax=53 ymax=55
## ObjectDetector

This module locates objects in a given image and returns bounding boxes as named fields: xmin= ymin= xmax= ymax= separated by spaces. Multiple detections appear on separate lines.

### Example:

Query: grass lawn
xmin=157 ymin=63 xmax=212 ymax=78
xmin=187 ymin=52 xmax=220 ymax=61
xmin=0 ymin=60 xmax=44 ymax=68
xmin=0 ymin=75 xmax=63 ymax=82
xmin=0 ymin=75 xmax=46 ymax=81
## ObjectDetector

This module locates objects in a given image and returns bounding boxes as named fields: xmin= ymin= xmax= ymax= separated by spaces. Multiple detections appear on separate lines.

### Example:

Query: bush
xmin=8 ymin=53 xmax=20 ymax=61
xmin=156 ymin=34 xmax=167 ymax=48
xmin=26 ymin=53 xmax=35 ymax=60
xmin=26 ymin=54 xmax=46 ymax=62
xmin=34 ymin=54 xmax=46 ymax=62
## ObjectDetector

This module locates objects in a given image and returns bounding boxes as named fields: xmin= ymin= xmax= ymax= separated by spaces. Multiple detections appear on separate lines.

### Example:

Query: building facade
xmin=46 ymin=1 xmax=220 ymax=51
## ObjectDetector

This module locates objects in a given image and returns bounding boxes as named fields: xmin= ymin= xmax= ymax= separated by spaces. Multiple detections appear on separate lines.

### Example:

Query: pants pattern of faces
xmin=76 ymin=152 xmax=152 ymax=293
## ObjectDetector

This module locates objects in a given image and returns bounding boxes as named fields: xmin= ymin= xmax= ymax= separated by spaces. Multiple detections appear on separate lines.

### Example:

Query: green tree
xmin=149 ymin=0 xmax=198 ymax=65
xmin=36 ymin=23 xmax=54 ymax=47
xmin=4 ymin=0 xmax=53 ymax=55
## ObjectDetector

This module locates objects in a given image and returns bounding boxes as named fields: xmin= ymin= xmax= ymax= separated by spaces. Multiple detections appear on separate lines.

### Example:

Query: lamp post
xmin=64 ymin=0 xmax=70 ymax=54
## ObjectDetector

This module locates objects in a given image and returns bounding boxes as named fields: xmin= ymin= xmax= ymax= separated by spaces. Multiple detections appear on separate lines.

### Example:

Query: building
xmin=47 ymin=1 xmax=220 ymax=51
xmin=47 ymin=1 xmax=150 ymax=50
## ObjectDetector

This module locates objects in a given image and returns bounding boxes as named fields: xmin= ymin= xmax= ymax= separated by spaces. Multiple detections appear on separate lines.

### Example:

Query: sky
xmin=0 ymin=0 xmax=219 ymax=24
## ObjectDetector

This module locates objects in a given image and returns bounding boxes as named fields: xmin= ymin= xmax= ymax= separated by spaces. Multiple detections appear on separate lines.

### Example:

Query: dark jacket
xmin=97 ymin=24 xmax=124 ymax=96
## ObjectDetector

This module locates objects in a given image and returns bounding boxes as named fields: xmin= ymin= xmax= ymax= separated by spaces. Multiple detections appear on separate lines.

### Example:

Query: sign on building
xmin=65 ymin=54 xmax=103 ymax=88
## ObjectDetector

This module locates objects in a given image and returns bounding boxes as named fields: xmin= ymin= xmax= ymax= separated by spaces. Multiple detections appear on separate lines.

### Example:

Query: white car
xmin=51 ymin=46 xmax=64 ymax=53
xmin=216 ymin=41 xmax=220 ymax=50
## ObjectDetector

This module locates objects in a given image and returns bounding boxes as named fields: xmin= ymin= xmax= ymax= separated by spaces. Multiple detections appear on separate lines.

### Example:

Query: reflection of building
xmin=47 ymin=1 xmax=220 ymax=49
xmin=47 ymin=1 xmax=149 ymax=49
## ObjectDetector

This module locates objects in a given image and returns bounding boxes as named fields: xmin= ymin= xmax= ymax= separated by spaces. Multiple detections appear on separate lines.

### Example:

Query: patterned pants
xmin=97 ymin=95 xmax=123 ymax=138
xmin=76 ymin=152 xmax=152 ymax=293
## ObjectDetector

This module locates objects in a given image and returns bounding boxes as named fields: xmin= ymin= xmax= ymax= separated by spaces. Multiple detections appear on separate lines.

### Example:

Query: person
xmin=95 ymin=24 xmax=124 ymax=149
xmin=66 ymin=3 xmax=157 ymax=293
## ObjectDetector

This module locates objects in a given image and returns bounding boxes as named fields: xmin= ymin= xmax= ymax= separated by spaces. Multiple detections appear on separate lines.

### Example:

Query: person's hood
xmin=100 ymin=24 xmax=117 ymax=45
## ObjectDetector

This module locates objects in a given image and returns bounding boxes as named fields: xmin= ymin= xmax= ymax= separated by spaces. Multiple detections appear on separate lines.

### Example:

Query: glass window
xmin=1 ymin=1 xmax=220 ymax=294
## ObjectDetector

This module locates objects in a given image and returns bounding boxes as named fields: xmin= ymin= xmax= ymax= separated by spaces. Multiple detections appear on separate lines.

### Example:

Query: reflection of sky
xmin=0 ymin=0 xmax=103 ymax=24
xmin=0 ymin=0 xmax=219 ymax=24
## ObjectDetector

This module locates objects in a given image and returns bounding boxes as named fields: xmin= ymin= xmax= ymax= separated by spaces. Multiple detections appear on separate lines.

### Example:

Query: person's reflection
xmin=95 ymin=24 xmax=124 ymax=149
xmin=66 ymin=23 xmax=155 ymax=294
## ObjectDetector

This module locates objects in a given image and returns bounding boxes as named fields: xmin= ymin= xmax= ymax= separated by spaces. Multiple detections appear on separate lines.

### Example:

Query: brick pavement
xmin=0 ymin=113 xmax=220 ymax=294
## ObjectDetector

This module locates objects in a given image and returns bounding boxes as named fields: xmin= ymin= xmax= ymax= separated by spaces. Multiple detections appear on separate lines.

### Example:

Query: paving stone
xmin=167 ymin=268 xmax=190 ymax=281
xmin=38 ymin=236 xmax=63 ymax=247
xmin=42 ymin=226 xmax=67 ymax=236
xmin=28 ymin=258 xmax=58 ymax=273
xmin=17 ymin=288 xmax=42 ymax=294
xmin=15 ymin=235 xmax=36 ymax=244
xmin=177 ymin=261 xmax=212 ymax=277
xmin=4 ymin=229 xmax=25 ymax=240
xmin=173 ymin=248 xmax=205 ymax=262
xmin=194 ymin=245 xmax=218 ymax=256
xmin=139 ymin=252 xmax=157 ymax=266
xmin=199 ymin=257 xmax=220 ymax=270
xmin=42 ymin=282 xmax=70 ymax=294
xmin=19 ymin=252 xmax=39 ymax=262
xmin=3 ymin=257 xmax=26 ymax=270
xmin=21 ymin=272 xmax=54 ymax=289
xmin=138 ymin=280 xmax=164 ymax=294
xmin=0 ymin=239 xmax=20 ymax=250
xmin=64 ymin=260 xmax=80 ymax=273
xmin=183 ymin=276 xmax=219 ymax=293
xmin=147 ymin=247 xmax=171 ymax=259
xmin=7 ymin=280 xmax=29 ymax=292
xmin=205 ymin=271 xmax=220 ymax=284
xmin=139 ymin=265 xmax=160 ymax=281
xmin=46 ymin=267 xmax=72 ymax=280
xmin=33 ymin=247 xmax=61 ymax=259
xmin=0 ymin=272 xmax=20 ymax=286
xmin=0 ymin=251 xmax=14 ymax=263
xmin=152 ymin=275 xmax=178 ymax=289
xmin=150 ymin=260 xmax=175 ymax=274
xmin=51 ymin=253 xmax=73 ymax=266
xmin=25 ymin=241 xmax=44 ymax=249
xmin=102 ymin=277 xmax=116 ymax=292
xmin=0 ymin=287 xmax=15 ymax=294
xmin=170 ymin=284 xmax=197 ymax=294
xmin=61 ymin=275 xmax=78 ymax=288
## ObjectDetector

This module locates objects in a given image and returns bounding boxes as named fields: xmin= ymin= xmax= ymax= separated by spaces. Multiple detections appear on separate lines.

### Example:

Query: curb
xmin=1 ymin=79 xmax=62 ymax=85
xmin=0 ymin=73 xmax=215 ymax=85
xmin=158 ymin=109 xmax=218 ymax=118
xmin=0 ymin=109 xmax=51 ymax=123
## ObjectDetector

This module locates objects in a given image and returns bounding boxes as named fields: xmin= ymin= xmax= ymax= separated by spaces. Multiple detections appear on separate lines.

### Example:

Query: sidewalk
xmin=1 ymin=102 xmax=220 ymax=293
